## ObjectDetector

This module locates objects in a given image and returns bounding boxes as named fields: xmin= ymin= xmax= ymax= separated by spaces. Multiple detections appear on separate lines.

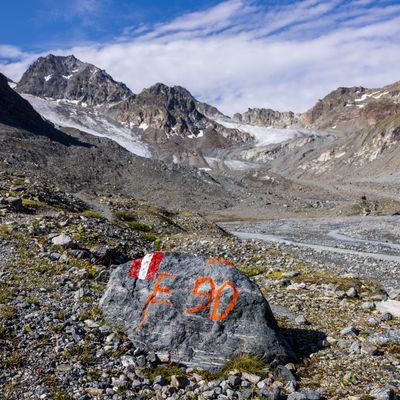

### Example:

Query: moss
xmin=82 ymin=210 xmax=102 ymax=218
xmin=21 ymin=198 xmax=49 ymax=208
xmin=239 ymin=265 xmax=266 ymax=277
xmin=12 ymin=178 xmax=26 ymax=186
xmin=125 ymin=221 xmax=152 ymax=232
xmin=115 ymin=210 xmax=137 ymax=222
xmin=141 ymin=232 xmax=158 ymax=242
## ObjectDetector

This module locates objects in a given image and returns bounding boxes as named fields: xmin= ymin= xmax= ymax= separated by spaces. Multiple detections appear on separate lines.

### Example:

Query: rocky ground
xmin=0 ymin=172 xmax=399 ymax=400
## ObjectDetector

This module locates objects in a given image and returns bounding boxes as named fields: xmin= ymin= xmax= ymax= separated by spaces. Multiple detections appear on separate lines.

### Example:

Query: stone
xmin=340 ymin=326 xmax=360 ymax=337
xmin=388 ymin=289 xmax=400 ymax=301
xmin=287 ymin=391 xmax=321 ymax=400
xmin=376 ymin=300 xmax=400 ymax=318
xmin=100 ymin=252 xmax=294 ymax=370
xmin=361 ymin=302 xmax=375 ymax=310
xmin=369 ymin=388 xmax=396 ymax=400
xmin=228 ymin=375 xmax=241 ymax=387
xmin=171 ymin=375 xmax=190 ymax=389
xmin=294 ymin=315 xmax=308 ymax=325
xmin=51 ymin=234 xmax=73 ymax=248
xmin=7 ymin=197 xmax=23 ymax=212
xmin=346 ymin=287 xmax=357 ymax=298
xmin=241 ymin=372 xmax=261 ymax=384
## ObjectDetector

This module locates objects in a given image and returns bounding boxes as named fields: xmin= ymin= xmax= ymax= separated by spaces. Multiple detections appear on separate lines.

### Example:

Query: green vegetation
xmin=79 ymin=306 xmax=103 ymax=322
xmin=239 ymin=265 xmax=266 ymax=277
xmin=125 ymin=221 xmax=152 ymax=232
xmin=2 ymin=351 xmax=23 ymax=370
xmin=115 ymin=210 xmax=137 ymax=222
xmin=145 ymin=364 xmax=184 ymax=381
xmin=82 ymin=210 xmax=102 ymax=218
xmin=195 ymin=355 xmax=267 ymax=381
xmin=141 ymin=232 xmax=158 ymax=242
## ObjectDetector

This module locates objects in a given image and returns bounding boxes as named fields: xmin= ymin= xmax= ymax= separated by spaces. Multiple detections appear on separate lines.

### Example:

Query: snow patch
xmin=22 ymin=94 xmax=151 ymax=158
xmin=7 ymin=81 xmax=16 ymax=89
xmin=44 ymin=75 xmax=52 ymax=82
xmin=211 ymin=116 xmax=306 ymax=146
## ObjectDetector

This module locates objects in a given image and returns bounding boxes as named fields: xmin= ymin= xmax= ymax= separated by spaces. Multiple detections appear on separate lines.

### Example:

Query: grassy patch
xmin=125 ymin=221 xmax=152 ymax=232
xmin=141 ymin=232 xmax=158 ymax=242
xmin=21 ymin=198 xmax=49 ymax=208
xmin=115 ymin=210 xmax=137 ymax=222
xmin=2 ymin=351 xmax=23 ymax=369
xmin=79 ymin=306 xmax=103 ymax=322
xmin=239 ymin=265 xmax=266 ymax=277
xmin=82 ymin=210 xmax=102 ymax=218
xmin=195 ymin=355 xmax=267 ymax=381
xmin=145 ymin=364 xmax=184 ymax=381
xmin=0 ymin=305 xmax=16 ymax=320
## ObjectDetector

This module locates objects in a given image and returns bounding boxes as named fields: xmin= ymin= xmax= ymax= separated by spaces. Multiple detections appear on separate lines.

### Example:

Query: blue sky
xmin=1 ymin=0 xmax=400 ymax=114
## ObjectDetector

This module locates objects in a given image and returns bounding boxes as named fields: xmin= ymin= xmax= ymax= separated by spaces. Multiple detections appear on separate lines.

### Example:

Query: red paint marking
xmin=146 ymin=252 xmax=165 ymax=280
xmin=128 ymin=252 xmax=165 ymax=281
xmin=129 ymin=257 xmax=143 ymax=279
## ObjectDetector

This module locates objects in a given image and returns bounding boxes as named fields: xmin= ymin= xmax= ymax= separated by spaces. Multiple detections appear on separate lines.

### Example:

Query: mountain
xmin=0 ymin=73 xmax=260 ymax=212
xmin=15 ymin=55 xmax=253 ymax=167
xmin=302 ymin=82 xmax=400 ymax=130
xmin=233 ymin=108 xmax=300 ymax=128
xmin=16 ymin=54 xmax=132 ymax=106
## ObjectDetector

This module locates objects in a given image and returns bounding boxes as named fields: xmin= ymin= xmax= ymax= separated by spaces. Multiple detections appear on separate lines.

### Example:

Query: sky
xmin=1 ymin=0 xmax=400 ymax=115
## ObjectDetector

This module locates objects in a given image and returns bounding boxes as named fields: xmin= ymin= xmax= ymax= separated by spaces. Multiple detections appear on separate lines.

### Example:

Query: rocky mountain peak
xmin=110 ymin=83 xmax=208 ymax=136
xmin=16 ymin=54 xmax=132 ymax=106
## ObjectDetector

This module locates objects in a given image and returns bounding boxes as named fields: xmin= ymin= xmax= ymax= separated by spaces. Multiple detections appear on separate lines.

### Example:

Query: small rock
xmin=346 ymin=287 xmax=357 ymax=298
xmin=241 ymin=372 xmax=261 ymax=384
xmin=171 ymin=375 xmax=190 ymax=389
xmin=294 ymin=315 xmax=308 ymax=325
xmin=287 ymin=391 xmax=321 ymax=400
xmin=228 ymin=375 xmax=241 ymax=387
xmin=369 ymin=388 xmax=396 ymax=400
xmin=340 ymin=326 xmax=360 ymax=337
xmin=361 ymin=302 xmax=375 ymax=310
xmin=51 ymin=234 xmax=73 ymax=248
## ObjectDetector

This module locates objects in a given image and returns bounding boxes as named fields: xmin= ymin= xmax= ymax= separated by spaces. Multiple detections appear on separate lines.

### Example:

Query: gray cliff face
xmin=100 ymin=253 xmax=294 ymax=370
xmin=234 ymin=108 xmax=300 ymax=128
xmin=16 ymin=54 xmax=132 ymax=106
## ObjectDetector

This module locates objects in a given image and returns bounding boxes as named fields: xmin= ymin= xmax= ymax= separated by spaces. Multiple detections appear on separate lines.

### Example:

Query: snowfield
xmin=212 ymin=116 xmax=305 ymax=146
xmin=22 ymin=94 xmax=151 ymax=158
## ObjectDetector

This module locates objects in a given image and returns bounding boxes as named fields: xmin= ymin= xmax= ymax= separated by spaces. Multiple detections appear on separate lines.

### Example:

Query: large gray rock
xmin=100 ymin=252 xmax=294 ymax=370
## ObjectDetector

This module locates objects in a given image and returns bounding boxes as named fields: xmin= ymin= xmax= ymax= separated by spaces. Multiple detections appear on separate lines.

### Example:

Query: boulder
xmin=100 ymin=252 xmax=294 ymax=370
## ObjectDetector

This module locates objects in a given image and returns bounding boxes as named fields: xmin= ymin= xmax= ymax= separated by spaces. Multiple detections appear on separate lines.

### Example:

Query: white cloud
xmin=1 ymin=0 xmax=400 ymax=115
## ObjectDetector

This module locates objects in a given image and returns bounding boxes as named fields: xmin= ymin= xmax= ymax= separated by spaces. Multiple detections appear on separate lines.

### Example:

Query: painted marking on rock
xmin=129 ymin=252 xmax=165 ymax=280
xmin=136 ymin=272 xmax=176 ymax=332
